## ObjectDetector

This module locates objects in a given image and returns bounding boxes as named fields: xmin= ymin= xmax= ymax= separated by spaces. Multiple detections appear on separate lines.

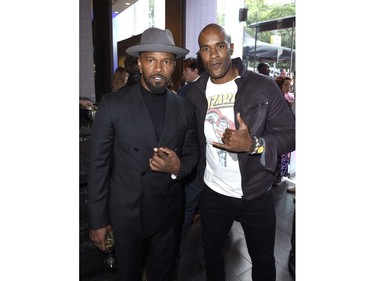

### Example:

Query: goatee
xmin=144 ymin=75 xmax=168 ymax=95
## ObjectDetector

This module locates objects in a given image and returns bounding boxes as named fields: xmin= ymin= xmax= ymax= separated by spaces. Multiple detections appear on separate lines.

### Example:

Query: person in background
xmin=88 ymin=27 xmax=200 ymax=281
xmin=172 ymin=56 xmax=199 ymax=93
xmin=257 ymin=62 xmax=270 ymax=76
xmin=124 ymin=54 xmax=141 ymax=87
xmin=183 ymin=23 xmax=295 ymax=281
xmin=177 ymin=56 xmax=204 ymax=97
xmin=280 ymin=68 xmax=288 ymax=78
xmin=274 ymin=75 xmax=295 ymax=192
xmin=109 ymin=66 xmax=128 ymax=92
xmin=180 ymin=57 xmax=200 ymax=85
xmin=275 ymin=75 xmax=294 ymax=107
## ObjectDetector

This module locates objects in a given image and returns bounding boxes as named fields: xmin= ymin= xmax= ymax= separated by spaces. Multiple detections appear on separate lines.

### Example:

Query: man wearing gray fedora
xmin=88 ymin=27 xmax=200 ymax=281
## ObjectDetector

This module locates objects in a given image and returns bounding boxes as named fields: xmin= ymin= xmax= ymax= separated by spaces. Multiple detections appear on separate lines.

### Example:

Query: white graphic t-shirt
xmin=204 ymin=77 xmax=243 ymax=198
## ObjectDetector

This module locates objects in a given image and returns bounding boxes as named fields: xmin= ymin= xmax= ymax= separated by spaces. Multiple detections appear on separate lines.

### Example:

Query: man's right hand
xmin=149 ymin=147 xmax=181 ymax=175
xmin=89 ymin=225 xmax=113 ymax=252
xmin=80 ymin=99 xmax=93 ymax=108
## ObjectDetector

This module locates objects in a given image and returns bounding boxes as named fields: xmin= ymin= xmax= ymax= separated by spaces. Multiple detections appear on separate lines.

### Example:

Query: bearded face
xmin=143 ymin=73 xmax=168 ymax=94
xmin=138 ymin=52 xmax=176 ymax=94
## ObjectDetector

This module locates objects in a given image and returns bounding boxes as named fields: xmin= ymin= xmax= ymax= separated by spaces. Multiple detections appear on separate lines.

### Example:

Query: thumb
xmin=236 ymin=112 xmax=247 ymax=129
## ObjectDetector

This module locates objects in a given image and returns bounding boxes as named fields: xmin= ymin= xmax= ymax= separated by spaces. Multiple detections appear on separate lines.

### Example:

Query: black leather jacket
xmin=184 ymin=58 xmax=295 ymax=200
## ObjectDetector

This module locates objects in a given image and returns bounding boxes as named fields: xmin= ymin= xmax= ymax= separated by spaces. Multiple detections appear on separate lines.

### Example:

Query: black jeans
xmin=200 ymin=186 xmax=276 ymax=281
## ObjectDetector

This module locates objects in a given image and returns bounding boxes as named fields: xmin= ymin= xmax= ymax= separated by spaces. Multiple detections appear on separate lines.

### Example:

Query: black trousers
xmin=200 ymin=186 xmax=276 ymax=281
xmin=114 ymin=223 xmax=179 ymax=281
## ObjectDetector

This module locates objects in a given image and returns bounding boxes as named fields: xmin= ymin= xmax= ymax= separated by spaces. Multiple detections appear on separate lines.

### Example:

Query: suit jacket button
xmin=134 ymin=147 xmax=139 ymax=151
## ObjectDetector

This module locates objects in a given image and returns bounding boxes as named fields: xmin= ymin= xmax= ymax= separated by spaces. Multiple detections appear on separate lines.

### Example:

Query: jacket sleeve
xmin=87 ymin=95 xmax=114 ymax=229
xmin=262 ymin=84 xmax=296 ymax=173
xmin=176 ymin=103 xmax=200 ymax=179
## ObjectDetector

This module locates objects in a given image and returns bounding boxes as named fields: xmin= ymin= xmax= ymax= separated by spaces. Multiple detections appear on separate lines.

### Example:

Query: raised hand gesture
xmin=211 ymin=113 xmax=253 ymax=153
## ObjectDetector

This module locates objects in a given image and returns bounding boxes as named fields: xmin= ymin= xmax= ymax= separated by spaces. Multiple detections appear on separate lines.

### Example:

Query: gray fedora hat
xmin=126 ymin=27 xmax=189 ymax=58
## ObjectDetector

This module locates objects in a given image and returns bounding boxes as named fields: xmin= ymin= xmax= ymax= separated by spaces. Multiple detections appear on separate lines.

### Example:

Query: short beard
xmin=144 ymin=75 xmax=168 ymax=95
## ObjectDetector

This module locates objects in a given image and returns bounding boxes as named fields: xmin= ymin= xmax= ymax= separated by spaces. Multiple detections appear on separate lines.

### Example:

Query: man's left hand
xmin=149 ymin=147 xmax=181 ymax=175
xmin=211 ymin=113 xmax=253 ymax=153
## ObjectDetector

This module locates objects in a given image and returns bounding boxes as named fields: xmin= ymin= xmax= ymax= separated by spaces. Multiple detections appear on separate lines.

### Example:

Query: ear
xmin=229 ymin=43 xmax=234 ymax=56
xmin=137 ymin=58 xmax=142 ymax=74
